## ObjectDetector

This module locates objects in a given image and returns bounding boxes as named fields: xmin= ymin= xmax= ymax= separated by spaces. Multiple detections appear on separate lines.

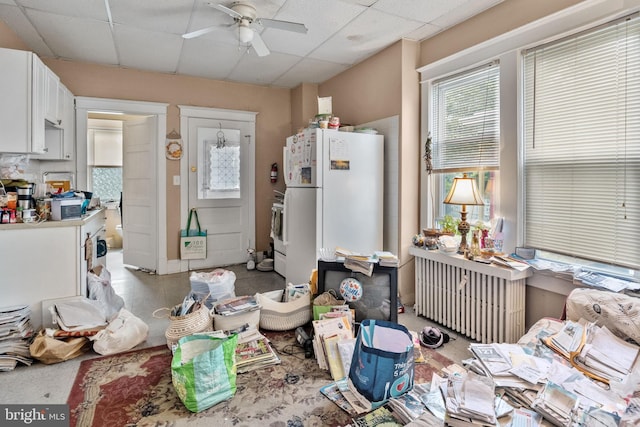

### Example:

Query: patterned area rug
xmin=67 ymin=330 xmax=454 ymax=427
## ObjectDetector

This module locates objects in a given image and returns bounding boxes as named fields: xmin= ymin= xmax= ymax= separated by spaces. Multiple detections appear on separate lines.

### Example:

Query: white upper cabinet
xmin=0 ymin=47 xmax=46 ymax=154
xmin=0 ymin=47 xmax=73 ymax=158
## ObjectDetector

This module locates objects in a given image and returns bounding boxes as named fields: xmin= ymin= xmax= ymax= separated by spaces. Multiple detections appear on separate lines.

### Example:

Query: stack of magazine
xmin=0 ymin=305 xmax=34 ymax=371
xmin=214 ymin=295 xmax=260 ymax=316
xmin=234 ymin=327 xmax=280 ymax=373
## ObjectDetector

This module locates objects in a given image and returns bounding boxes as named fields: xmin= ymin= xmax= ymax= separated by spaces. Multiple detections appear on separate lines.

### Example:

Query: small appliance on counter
xmin=50 ymin=193 xmax=83 ymax=221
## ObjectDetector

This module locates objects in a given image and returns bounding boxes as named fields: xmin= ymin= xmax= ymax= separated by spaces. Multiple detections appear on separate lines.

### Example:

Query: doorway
xmin=76 ymin=97 xmax=169 ymax=274
xmin=179 ymin=106 xmax=256 ymax=270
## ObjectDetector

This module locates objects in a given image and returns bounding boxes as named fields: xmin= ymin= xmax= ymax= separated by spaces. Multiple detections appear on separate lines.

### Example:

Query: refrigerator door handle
xmin=282 ymin=190 xmax=289 ymax=246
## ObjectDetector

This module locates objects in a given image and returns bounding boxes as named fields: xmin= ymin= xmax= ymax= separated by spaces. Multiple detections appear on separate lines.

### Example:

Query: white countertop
xmin=0 ymin=207 xmax=106 ymax=230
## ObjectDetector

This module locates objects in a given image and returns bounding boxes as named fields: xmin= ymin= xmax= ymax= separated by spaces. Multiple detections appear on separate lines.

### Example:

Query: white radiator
xmin=410 ymin=247 xmax=531 ymax=343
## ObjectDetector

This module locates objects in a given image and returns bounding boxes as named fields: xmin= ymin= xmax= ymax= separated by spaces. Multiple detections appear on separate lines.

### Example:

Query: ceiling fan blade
xmin=211 ymin=2 xmax=243 ymax=20
xmin=182 ymin=25 xmax=217 ymax=39
xmin=258 ymin=18 xmax=307 ymax=34
xmin=251 ymin=31 xmax=270 ymax=57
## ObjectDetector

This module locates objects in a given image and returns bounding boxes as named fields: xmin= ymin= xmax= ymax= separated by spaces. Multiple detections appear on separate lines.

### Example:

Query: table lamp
xmin=443 ymin=173 xmax=484 ymax=254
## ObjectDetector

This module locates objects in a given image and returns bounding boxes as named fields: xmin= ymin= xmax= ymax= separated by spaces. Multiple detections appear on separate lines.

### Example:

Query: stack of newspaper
xmin=0 ymin=305 xmax=34 ymax=371
xmin=234 ymin=327 xmax=280 ymax=373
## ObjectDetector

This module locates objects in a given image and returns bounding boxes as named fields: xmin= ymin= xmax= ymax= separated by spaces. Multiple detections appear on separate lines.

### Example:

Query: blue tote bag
xmin=347 ymin=319 xmax=414 ymax=409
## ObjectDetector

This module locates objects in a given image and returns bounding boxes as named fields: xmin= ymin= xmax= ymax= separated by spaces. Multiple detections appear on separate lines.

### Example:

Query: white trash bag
xmin=87 ymin=265 xmax=125 ymax=320
xmin=189 ymin=269 xmax=236 ymax=308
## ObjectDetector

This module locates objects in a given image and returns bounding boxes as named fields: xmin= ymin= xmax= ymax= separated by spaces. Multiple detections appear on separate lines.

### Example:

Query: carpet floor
xmin=67 ymin=330 xmax=454 ymax=427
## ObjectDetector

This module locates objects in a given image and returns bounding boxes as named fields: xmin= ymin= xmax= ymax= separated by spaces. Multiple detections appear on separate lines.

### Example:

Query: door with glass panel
xmin=187 ymin=117 xmax=255 ymax=268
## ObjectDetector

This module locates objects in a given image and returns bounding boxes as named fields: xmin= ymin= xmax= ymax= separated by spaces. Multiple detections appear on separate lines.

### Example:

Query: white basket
xmin=256 ymin=292 xmax=312 ymax=331
xmin=212 ymin=309 xmax=261 ymax=332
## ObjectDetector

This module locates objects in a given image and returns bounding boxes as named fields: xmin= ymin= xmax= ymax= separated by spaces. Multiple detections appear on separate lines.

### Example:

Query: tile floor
xmin=0 ymin=249 xmax=473 ymax=405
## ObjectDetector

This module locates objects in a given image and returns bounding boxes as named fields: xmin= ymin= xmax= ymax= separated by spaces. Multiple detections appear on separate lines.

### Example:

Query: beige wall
xmin=0 ymin=22 xmax=290 ymax=259
xmin=419 ymin=0 xmax=585 ymax=67
xmin=290 ymin=83 xmax=319 ymax=133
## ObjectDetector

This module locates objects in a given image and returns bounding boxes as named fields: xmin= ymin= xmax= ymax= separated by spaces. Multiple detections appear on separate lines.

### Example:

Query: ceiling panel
xmin=273 ymin=57 xmax=349 ymax=88
xmin=229 ymin=51 xmax=302 ymax=86
xmin=0 ymin=0 xmax=505 ymax=87
xmin=24 ymin=8 xmax=117 ymax=64
xmin=176 ymin=37 xmax=246 ymax=80
xmin=309 ymin=8 xmax=423 ymax=64
xmin=261 ymin=0 xmax=364 ymax=57
xmin=109 ymin=0 xmax=194 ymax=35
xmin=114 ymin=26 xmax=184 ymax=74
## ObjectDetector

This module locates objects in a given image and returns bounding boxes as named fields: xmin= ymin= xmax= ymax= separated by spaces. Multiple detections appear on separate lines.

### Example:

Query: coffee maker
xmin=17 ymin=183 xmax=35 ymax=210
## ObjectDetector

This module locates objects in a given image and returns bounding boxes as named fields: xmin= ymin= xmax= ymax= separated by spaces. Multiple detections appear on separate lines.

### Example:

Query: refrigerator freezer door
xmin=284 ymin=130 xmax=317 ymax=188
xmin=283 ymin=187 xmax=318 ymax=285
xmin=318 ymin=130 xmax=384 ymax=255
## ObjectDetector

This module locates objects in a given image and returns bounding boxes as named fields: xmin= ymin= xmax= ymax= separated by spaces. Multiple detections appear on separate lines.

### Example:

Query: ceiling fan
xmin=182 ymin=1 xmax=308 ymax=57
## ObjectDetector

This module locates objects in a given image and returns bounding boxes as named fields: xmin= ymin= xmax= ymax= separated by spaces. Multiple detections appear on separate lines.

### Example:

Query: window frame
xmin=419 ymin=1 xmax=640 ymax=282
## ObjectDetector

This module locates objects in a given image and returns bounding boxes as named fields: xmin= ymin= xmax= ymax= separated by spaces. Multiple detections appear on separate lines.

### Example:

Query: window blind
xmin=431 ymin=63 xmax=500 ymax=173
xmin=523 ymin=14 xmax=640 ymax=269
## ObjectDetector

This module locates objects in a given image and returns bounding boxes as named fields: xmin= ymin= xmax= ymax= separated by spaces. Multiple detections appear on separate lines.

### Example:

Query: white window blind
xmin=523 ymin=14 xmax=640 ymax=269
xmin=431 ymin=62 xmax=500 ymax=172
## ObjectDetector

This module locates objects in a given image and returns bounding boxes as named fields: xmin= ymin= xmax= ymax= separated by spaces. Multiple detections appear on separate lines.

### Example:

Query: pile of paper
xmin=374 ymin=251 xmax=399 ymax=267
xmin=214 ymin=295 xmax=260 ymax=316
xmin=444 ymin=371 xmax=497 ymax=426
xmin=312 ymin=315 xmax=354 ymax=380
xmin=234 ymin=327 xmax=280 ymax=373
xmin=0 ymin=305 xmax=34 ymax=371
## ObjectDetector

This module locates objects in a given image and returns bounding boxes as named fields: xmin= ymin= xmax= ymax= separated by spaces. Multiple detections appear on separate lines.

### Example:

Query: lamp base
xmin=457 ymin=217 xmax=471 ymax=255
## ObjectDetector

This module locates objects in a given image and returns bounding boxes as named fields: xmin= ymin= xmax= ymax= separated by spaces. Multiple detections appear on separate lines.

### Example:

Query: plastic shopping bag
xmin=171 ymin=333 xmax=238 ymax=412
xmin=348 ymin=319 xmax=414 ymax=409
xmin=87 ymin=265 xmax=125 ymax=320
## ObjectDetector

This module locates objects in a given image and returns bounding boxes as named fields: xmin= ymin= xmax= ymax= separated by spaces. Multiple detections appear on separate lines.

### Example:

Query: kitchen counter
xmin=0 ymin=207 xmax=107 ymax=329
xmin=0 ymin=207 xmax=105 ymax=230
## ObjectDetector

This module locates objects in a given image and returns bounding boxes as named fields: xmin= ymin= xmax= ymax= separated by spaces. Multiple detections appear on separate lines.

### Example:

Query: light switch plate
xmin=173 ymin=175 xmax=180 ymax=186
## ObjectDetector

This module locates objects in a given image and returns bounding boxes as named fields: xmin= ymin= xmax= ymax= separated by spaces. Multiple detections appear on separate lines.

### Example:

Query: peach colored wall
xmin=0 ymin=21 xmax=290 ymax=259
xmin=291 ymin=83 xmax=318 ymax=133
xmin=397 ymin=39 xmax=421 ymax=305
xmin=47 ymin=59 xmax=290 ymax=259
xmin=319 ymin=42 xmax=402 ymax=126
xmin=419 ymin=0 xmax=585 ymax=66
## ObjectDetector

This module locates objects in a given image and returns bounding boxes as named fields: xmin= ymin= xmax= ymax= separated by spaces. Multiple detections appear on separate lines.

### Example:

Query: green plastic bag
xmin=171 ymin=333 xmax=238 ymax=412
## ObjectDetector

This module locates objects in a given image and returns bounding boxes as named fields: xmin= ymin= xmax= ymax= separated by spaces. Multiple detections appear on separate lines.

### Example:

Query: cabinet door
xmin=44 ymin=66 xmax=60 ymax=125
xmin=30 ymin=54 xmax=47 ymax=154
xmin=61 ymin=85 xmax=75 ymax=160
xmin=0 ymin=48 xmax=32 ymax=153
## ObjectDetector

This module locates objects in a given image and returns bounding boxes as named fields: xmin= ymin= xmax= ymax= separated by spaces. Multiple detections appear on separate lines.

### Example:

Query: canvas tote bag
xmin=348 ymin=319 xmax=415 ymax=409
xmin=180 ymin=208 xmax=207 ymax=260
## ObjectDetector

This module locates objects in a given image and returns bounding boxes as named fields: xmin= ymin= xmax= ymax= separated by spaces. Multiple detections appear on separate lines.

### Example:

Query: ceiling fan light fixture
xmin=238 ymin=22 xmax=254 ymax=43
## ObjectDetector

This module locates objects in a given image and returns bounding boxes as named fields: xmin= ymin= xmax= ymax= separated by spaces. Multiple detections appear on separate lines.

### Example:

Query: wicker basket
xmin=256 ymin=292 xmax=312 ymax=331
xmin=153 ymin=303 xmax=213 ymax=349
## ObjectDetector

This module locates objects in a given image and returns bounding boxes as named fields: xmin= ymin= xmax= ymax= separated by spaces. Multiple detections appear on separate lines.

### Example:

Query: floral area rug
xmin=67 ymin=330 xmax=453 ymax=427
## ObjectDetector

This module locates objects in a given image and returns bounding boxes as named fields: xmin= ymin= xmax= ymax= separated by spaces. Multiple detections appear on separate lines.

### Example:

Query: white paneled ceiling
xmin=0 ymin=0 xmax=504 ymax=88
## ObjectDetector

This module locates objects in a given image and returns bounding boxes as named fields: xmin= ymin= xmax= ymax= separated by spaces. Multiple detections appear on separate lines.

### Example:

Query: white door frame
xmin=76 ymin=97 xmax=169 ymax=274
xmin=178 ymin=105 xmax=257 ymax=272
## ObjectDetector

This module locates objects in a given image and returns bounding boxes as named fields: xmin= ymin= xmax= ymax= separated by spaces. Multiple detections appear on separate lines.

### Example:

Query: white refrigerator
xmin=283 ymin=128 xmax=384 ymax=285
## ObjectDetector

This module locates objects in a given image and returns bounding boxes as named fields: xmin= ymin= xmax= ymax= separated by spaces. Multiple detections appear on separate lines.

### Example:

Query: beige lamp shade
xmin=443 ymin=174 xmax=484 ymax=206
